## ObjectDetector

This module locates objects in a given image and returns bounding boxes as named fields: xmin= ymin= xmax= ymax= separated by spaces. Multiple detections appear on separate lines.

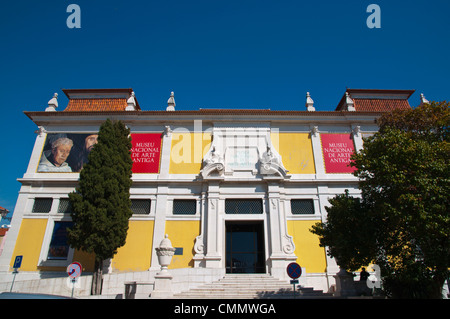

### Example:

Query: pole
xmin=292 ymin=281 xmax=296 ymax=298
xmin=71 ymin=278 xmax=76 ymax=298
xmin=290 ymin=279 xmax=299 ymax=298
xmin=10 ymin=269 xmax=18 ymax=292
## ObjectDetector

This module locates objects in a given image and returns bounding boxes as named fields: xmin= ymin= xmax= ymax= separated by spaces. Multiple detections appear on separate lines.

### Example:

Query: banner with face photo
xmin=37 ymin=133 xmax=99 ymax=173
xmin=37 ymin=133 xmax=163 ymax=174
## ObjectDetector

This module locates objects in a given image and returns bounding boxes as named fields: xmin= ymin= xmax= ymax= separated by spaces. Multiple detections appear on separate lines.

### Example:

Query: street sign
xmin=67 ymin=262 xmax=82 ymax=279
xmin=287 ymin=263 xmax=302 ymax=299
xmin=10 ymin=256 xmax=23 ymax=292
xmin=287 ymin=262 xmax=302 ymax=279
xmin=67 ymin=262 xmax=82 ymax=298
xmin=13 ymin=255 xmax=23 ymax=269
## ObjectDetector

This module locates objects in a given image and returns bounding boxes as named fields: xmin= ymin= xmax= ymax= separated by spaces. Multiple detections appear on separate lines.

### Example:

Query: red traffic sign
xmin=287 ymin=262 xmax=302 ymax=279
xmin=67 ymin=262 xmax=82 ymax=279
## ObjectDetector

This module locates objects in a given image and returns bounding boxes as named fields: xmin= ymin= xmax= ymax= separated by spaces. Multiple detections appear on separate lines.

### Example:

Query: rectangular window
xmin=291 ymin=199 xmax=315 ymax=215
xmin=32 ymin=198 xmax=53 ymax=213
xmin=58 ymin=199 xmax=73 ymax=214
xmin=131 ymin=199 xmax=151 ymax=215
xmin=173 ymin=199 xmax=196 ymax=215
xmin=48 ymin=221 xmax=73 ymax=260
xmin=225 ymin=199 xmax=263 ymax=214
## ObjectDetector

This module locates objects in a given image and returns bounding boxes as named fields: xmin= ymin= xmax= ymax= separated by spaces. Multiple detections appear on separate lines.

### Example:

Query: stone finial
xmin=420 ymin=93 xmax=429 ymax=106
xmin=164 ymin=125 xmax=172 ymax=137
xmin=353 ymin=125 xmax=361 ymax=137
xmin=166 ymin=91 xmax=176 ymax=111
xmin=152 ymin=234 xmax=176 ymax=298
xmin=345 ymin=92 xmax=355 ymax=111
xmin=45 ymin=93 xmax=58 ymax=112
xmin=306 ymin=92 xmax=315 ymax=111
xmin=159 ymin=234 xmax=174 ymax=249
xmin=155 ymin=234 xmax=176 ymax=274
xmin=125 ymin=91 xmax=137 ymax=111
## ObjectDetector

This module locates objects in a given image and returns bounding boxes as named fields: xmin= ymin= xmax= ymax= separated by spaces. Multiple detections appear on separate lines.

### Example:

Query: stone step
xmin=173 ymin=274 xmax=333 ymax=299
xmin=175 ymin=291 xmax=334 ymax=299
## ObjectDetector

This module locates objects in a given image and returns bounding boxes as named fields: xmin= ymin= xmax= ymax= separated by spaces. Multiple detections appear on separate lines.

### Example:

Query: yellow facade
xmin=7 ymin=131 xmax=328 ymax=289
xmin=165 ymin=220 xmax=201 ymax=269
xmin=112 ymin=220 xmax=155 ymax=272
xmin=287 ymin=220 xmax=327 ymax=273
xmin=72 ymin=249 xmax=95 ymax=272
xmin=271 ymin=133 xmax=316 ymax=174
xmin=169 ymin=132 xmax=314 ymax=175
xmin=169 ymin=132 xmax=212 ymax=174
xmin=10 ymin=219 xmax=47 ymax=271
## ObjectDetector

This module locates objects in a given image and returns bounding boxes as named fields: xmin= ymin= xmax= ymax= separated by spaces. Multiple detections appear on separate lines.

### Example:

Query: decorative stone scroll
xmin=260 ymin=146 xmax=288 ymax=178
xmin=200 ymin=146 xmax=225 ymax=178
xmin=200 ymin=127 xmax=290 ymax=180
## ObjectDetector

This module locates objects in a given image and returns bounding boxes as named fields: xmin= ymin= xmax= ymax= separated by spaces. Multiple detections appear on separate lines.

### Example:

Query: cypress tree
xmin=68 ymin=119 xmax=133 ymax=295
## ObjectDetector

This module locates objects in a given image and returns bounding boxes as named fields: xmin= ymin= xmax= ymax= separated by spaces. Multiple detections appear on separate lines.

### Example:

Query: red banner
xmin=321 ymin=134 xmax=356 ymax=173
xmin=131 ymin=133 xmax=162 ymax=173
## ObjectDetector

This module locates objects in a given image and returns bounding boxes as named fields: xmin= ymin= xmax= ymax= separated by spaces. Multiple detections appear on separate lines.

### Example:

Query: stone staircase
xmin=173 ymin=274 xmax=333 ymax=299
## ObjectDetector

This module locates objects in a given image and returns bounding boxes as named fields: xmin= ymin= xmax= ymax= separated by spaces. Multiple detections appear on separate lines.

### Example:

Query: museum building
xmin=0 ymin=87 xmax=423 ymax=295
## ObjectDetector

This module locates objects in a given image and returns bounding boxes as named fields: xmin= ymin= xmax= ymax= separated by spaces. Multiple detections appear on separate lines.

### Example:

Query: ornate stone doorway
xmin=225 ymin=221 xmax=265 ymax=274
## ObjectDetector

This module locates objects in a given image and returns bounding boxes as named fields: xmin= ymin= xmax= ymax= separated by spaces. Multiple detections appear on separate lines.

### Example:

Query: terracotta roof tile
xmin=353 ymin=99 xmax=411 ymax=112
xmin=64 ymin=98 xmax=128 ymax=112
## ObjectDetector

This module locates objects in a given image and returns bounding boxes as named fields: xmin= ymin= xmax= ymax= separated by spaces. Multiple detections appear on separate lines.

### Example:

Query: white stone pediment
xmin=200 ymin=126 xmax=289 ymax=180
xmin=224 ymin=146 xmax=259 ymax=176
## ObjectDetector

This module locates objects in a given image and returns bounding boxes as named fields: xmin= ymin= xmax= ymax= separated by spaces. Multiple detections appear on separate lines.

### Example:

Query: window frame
xmin=32 ymin=198 xmax=53 ymax=214
xmin=131 ymin=199 xmax=152 ymax=215
xmin=38 ymin=215 xmax=75 ymax=268
xmin=290 ymin=199 xmax=315 ymax=215
xmin=225 ymin=199 xmax=264 ymax=215
xmin=172 ymin=199 xmax=197 ymax=215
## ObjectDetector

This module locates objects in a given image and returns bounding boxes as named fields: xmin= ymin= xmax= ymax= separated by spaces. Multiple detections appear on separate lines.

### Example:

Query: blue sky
xmin=0 ymin=0 xmax=449 ymax=223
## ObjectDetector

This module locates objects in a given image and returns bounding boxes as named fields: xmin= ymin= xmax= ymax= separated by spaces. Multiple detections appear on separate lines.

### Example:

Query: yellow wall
xmin=287 ymin=220 xmax=327 ymax=273
xmin=271 ymin=133 xmax=315 ymax=174
xmin=165 ymin=220 xmax=201 ymax=269
xmin=10 ymin=219 xmax=47 ymax=271
xmin=112 ymin=220 xmax=154 ymax=272
xmin=169 ymin=133 xmax=212 ymax=174
xmin=72 ymin=250 xmax=95 ymax=272
xmin=169 ymin=132 xmax=314 ymax=175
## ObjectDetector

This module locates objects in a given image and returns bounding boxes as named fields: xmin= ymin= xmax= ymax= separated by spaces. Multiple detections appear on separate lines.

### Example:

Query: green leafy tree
xmin=67 ymin=119 xmax=133 ymax=295
xmin=311 ymin=102 xmax=449 ymax=298
xmin=310 ymin=190 xmax=377 ymax=272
